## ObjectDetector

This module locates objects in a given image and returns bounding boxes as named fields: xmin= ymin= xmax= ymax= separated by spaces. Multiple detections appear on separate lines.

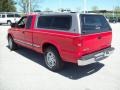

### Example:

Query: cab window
xmin=7 ymin=14 xmax=14 ymax=18
xmin=2 ymin=15 xmax=5 ymax=18
xmin=17 ymin=16 xmax=33 ymax=29
xmin=37 ymin=15 xmax=71 ymax=30
xmin=17 ymin=16 xmax=27 ymax=28
xmin=26 ymin=16 xmax=33 ymax=29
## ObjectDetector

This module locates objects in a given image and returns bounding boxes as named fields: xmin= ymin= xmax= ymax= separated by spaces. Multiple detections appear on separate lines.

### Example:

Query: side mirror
xmin=11 ymin=23 xmax=17 ymax=28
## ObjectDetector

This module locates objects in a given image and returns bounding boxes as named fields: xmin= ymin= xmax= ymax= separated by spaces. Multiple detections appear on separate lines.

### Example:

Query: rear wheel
xmin=7 ymin=21 xmax=11 ymax=25
xmin=44 ymin=46 xmax=64 ymax=71
xmin=8 ymin=36 xmax=17 ymax=50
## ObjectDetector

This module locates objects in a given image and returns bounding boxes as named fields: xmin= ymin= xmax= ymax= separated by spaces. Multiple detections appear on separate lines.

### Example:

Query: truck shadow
xmin=58 ymin=62 xmax=104 ymax=79
xmin=6 ymin=46 xmax=115 ymax=80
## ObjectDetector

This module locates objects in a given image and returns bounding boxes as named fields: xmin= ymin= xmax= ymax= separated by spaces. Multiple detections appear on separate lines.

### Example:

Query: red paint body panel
xmin=81 ymin=31 xmax=112 ymax=56
xmin=8 ymin=15 xmax=112 ymax=64
xmin=32 ymin=28 xmax=81 ymax=63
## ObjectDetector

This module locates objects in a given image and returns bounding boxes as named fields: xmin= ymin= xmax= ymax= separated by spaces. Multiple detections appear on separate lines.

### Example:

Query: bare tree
xmin=58 ymin=8 xmax=71 ymax=12
xmin=17 ymin=0 xmax=42 ymax=13
xmin=92 ymin=6 xmax=99 ymax=11
xmin=18 ymin=0 xmax=28 ymax=13
xmin=76 ymin=7 xmax=81 ymax=12
xmin=114 ymin=6 xmax=120 ymax=12
xmin=44 ymin=8 xmax=52 ymax=12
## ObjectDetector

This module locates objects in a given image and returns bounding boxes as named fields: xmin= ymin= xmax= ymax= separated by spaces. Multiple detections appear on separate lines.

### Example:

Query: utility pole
xmin=112 ymin=0 xmax=116 ymax=18
xmin=84 ymin=0 xmax=87 ymax=13
xmin=59 ymin=0 xmax=62 ymax=12
xmin=28 ymin=0 xmax=31 ymax=13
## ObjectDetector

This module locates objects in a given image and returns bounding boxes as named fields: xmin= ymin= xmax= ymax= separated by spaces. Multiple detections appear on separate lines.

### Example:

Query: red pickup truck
xmin=7 ymin=13 xmax=113 ymax=71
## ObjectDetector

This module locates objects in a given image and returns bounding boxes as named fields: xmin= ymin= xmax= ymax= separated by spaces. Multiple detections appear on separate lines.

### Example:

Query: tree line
xmin=0 ymin=0 xmax=16 ymax=12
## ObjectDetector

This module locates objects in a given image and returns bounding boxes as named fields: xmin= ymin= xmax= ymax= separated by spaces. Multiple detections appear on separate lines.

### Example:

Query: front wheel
xmin=8 ymin=36 xmax=17 ymax=50
xmin=44 ymin=46 xmax=64 ymax=71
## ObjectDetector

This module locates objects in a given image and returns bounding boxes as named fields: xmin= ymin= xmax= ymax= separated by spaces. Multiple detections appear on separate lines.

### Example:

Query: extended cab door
xmin=80 ymin=14 xmax=112 ymax=55
xmin=22 ymin=16 xmax=33 ymax=49
xmin=12 ymin=16 xmax=27 ymax=47
xmin=13 ymin=16 xmax=33 ymax=49
xmin=14 ymin=16 xmax=33 ymax=48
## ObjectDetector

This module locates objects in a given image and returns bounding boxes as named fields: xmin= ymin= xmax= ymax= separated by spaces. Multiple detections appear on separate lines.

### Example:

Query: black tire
xmin=44 ymin=46 xmax=64 ymax=71
xmin=8 ymin=36 xmax=17 ymax=50
xmin=7 ymin=21 xmax=11 ymax=26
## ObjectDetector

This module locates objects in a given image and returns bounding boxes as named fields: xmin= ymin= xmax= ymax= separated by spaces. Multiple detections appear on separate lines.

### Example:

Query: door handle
xmin=22 ymin=31 xmax=24 ymax=33
xmin=22 ymin=31 xmax=25 ymax=34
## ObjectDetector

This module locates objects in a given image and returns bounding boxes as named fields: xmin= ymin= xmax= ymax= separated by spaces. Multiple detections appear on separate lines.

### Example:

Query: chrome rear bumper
xmin=77 ymin=47 xmax=114 ymax=66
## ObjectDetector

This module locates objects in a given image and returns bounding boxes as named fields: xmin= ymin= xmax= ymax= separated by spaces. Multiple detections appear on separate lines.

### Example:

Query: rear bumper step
xmin=77 ymin=47 xmax=114 ymax=66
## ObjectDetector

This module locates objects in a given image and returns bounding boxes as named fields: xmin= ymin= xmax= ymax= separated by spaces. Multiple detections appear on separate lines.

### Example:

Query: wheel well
xmin=42 ymin=43 xmax=59 ymax=53
xmin=7 ymin=20 xmax=11 ymax=22
xmin=7 ymin=34 xmax=12 ymax=39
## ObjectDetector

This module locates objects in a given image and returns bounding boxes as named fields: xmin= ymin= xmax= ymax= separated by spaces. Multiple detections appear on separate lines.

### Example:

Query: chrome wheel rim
xmin=46 ymin=51 xmax=56 ymax=69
